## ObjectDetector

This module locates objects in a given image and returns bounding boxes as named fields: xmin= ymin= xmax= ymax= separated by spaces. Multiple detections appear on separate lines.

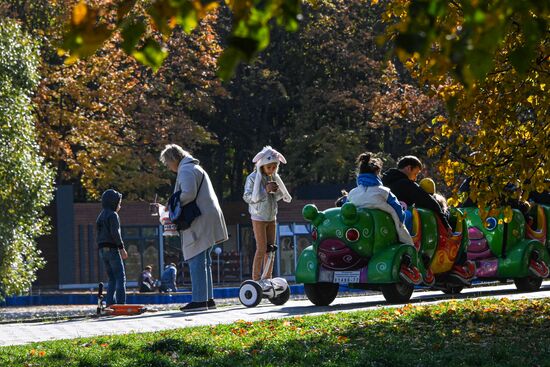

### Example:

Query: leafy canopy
xmin=61 ymin=0 xmax=301 ymax=79
xmin=383 ymin=0 xmax=549 ymax=213
xmin=4 ymin=0 xmax=216 ymax=200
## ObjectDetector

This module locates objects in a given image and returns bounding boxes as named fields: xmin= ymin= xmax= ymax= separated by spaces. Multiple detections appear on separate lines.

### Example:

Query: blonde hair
xmin=160 ymin=144 xmax=189 ymax=166
xmin=433 ymin=193 xmax=448 ymax=212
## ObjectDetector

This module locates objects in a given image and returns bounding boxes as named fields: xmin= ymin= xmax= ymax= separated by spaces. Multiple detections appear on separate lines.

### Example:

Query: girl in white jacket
xmin=243 ymin=146 xmax=292 ymax=281
xmin=347 ymin=153 xmax=414 ymax=245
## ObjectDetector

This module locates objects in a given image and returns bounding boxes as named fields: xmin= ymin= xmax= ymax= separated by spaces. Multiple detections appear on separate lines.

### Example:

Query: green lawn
xmin=1 ymin=298 xmax=549 ymax=367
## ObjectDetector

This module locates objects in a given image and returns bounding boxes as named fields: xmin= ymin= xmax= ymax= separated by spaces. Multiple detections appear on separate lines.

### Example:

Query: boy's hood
xmin=101 ymin=189 xmax=122 ymax=211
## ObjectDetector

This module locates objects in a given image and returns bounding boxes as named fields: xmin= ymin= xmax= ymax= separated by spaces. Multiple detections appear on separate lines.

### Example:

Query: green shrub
xmin=0 ymin=19 xmax=54 ymax=297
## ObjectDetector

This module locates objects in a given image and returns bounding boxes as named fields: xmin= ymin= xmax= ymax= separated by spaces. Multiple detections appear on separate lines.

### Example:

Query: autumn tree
xmin=189 ymin=0 xmax=443 ymax=197
xmin=61 ymin=0 xmax=301 ymax=79
xmin=0 ymin=20 xmax=54 ymax=297
xmin=4 ymin=0 xmax=217 ymax=200
xmin=277 ymin=0 xmax=442 ymax=188
xmin=383 ymin=0 xmax=549 ymax=210
xmin=123 ymin=13 xmax=224 ymax=200
xmin=3 ymin=0 xmax=146 ymax=199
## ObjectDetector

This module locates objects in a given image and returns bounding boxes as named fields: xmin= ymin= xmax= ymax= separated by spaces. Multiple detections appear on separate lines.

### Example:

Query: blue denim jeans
xmin=99 ymin=247 xmax=126 ymax=305
xmin=188 ymin=246 xmax=213 ymax=302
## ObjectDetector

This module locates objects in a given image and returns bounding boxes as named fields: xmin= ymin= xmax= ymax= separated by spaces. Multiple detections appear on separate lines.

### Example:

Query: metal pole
xmin=158 ymin=225 xmax=164 ymax=275
xmin=237 ymin=223 xmax=242 ymax=282
xmin=292 ymin=223 xmax=298 ymax=274
xmin=276 ymin=225 xmax=280 ymax=277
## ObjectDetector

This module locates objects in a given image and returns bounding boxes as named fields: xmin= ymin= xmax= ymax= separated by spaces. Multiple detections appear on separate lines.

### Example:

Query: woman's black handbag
xmin=168 ymin=173 xmax=205 ymax=231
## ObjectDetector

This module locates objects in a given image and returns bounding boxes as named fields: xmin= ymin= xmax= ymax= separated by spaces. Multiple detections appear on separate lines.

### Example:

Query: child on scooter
xmin=243 ymin=146 xmax=292 ymax=281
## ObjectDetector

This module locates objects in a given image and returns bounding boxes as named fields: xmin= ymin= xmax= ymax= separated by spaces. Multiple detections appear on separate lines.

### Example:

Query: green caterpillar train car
xmin=464 ymin=204 xmax=550 ymax=291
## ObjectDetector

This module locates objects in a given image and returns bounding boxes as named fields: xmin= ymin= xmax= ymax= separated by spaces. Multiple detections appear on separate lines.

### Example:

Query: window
xmin=120 ymin=226 xmax=160 ymax=284
xmin=279 ymin=237 xmax=294 ymax=276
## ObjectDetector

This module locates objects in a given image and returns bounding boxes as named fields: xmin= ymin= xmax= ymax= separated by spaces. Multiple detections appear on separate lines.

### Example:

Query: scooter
xmin=96 ymin=282 xmax=148 ymax=316
xmin=239 ymin=245 xmax=291 ymax=307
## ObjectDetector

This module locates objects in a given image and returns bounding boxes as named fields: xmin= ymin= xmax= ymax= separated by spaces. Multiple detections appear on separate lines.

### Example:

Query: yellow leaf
xmin=72 ymin=1 xmax=88 ymax=26
xmin=64 ymin=54 xmax=80 ymax=65
xmin=527 ymin=95 xmax=535 ymax=104
xmin=371 ymin=0 xmax=379 ymax=4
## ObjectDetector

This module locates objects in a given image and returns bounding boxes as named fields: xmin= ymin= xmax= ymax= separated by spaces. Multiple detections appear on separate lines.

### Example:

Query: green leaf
xmin=473 ymin=9 xmax=486 ymax=24
xmin=132 ymin=39 xmax=168 ymax=72
xmin=121 ymin=21 xmax=146 ymax=54
xmin=176 ymin=2 xmax=198 ymax=34
xmin=509 ymin=45 xmax=534 ymax=74
xmin=466 ymin=49 xmax=493 ymax=81
xmin=217 ymin=47 xmax=245 ymax=81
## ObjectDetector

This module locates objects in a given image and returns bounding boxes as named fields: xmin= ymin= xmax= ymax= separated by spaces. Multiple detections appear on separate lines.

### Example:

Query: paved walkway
xmin=1 ymin=281 xmax=550 ymax=346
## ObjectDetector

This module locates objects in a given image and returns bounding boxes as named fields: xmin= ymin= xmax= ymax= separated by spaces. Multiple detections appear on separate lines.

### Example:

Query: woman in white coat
xmin=160 ymin=144 xmax=228 ymax=312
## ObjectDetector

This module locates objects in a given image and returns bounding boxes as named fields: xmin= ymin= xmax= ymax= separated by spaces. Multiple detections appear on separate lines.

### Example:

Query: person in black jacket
xmin=382 ymin=156 xmax=475 ymax=284
xmin=96 ymin=189 xmax=128 ymax=305
xmin=382 ymin=156 xmax=451 ymax=229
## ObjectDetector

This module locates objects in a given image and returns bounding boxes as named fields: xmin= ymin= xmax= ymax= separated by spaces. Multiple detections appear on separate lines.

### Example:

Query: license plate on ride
xmin=333 ymin=271 xmax=360 ymax=284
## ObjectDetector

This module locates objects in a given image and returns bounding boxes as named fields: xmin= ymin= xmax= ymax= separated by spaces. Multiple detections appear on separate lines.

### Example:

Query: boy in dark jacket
xmin=382 ymin=156 xmax=451 ymax=229
xmin=382 ymin=156 xmax=475 ymax=284
xmin=97 ymin=189 xmax=128 ymax=305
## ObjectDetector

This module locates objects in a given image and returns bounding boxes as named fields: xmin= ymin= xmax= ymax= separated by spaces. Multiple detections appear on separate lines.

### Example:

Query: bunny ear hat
xmin=251 ymin=146 xmax=292 ymax=203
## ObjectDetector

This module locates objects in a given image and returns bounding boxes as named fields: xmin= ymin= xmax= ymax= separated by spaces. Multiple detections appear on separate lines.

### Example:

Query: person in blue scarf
xmin=347 ymin=153 xmax=413 ymax=246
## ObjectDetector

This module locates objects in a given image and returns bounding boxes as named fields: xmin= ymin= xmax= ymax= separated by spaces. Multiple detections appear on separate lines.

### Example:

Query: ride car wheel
xmin=381 ymin=282 xmax=414 ymax=304
xmin=304 ymin=282 xmax=339 ymax=306
xmin=442 ymin=285 xmax=464 ymax=295
xmin=514 ymin=276 xmax=543 ymax=292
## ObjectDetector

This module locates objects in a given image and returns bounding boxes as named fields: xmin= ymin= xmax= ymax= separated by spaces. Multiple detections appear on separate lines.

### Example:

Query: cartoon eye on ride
xmin=485 ymin=217 xmax=498 ymax=230
xmin=345 ymin=228 xmax=360 ymax=242
xmin=311 ymin=228 xmax=318 ymax=241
